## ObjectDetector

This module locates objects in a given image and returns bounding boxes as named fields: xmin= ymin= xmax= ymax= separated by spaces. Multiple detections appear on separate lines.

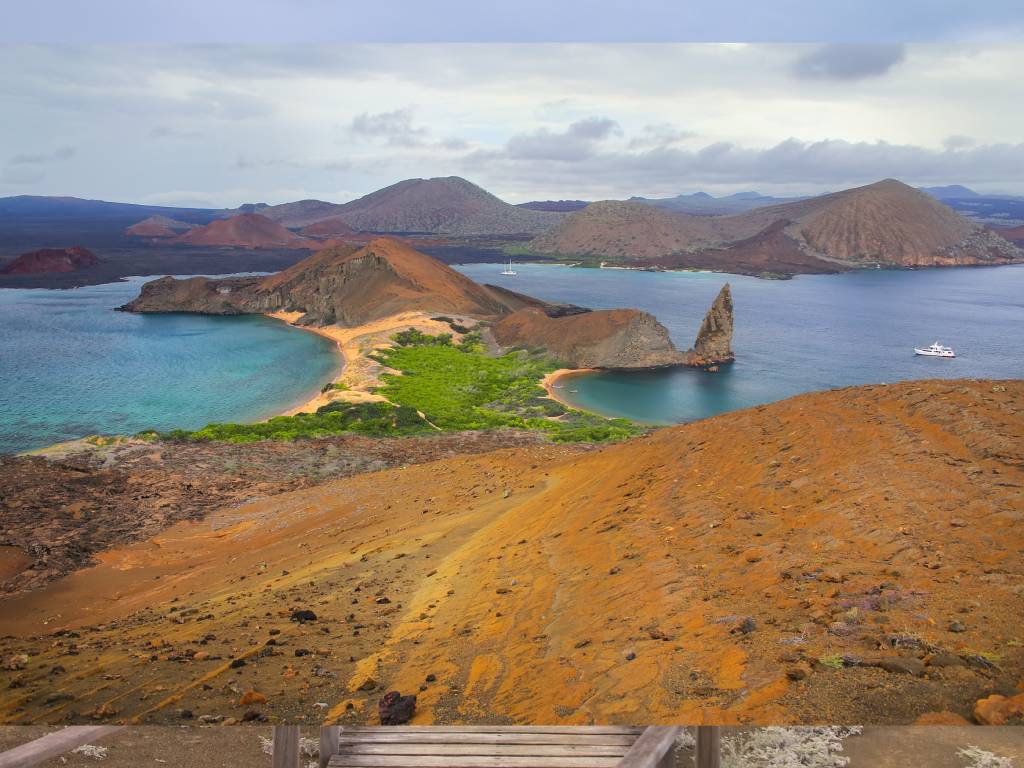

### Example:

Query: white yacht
xmin=500 ymin=258 xmax=517 ymax=276
xmin=914 ymin=342 xmax=956 ymax=358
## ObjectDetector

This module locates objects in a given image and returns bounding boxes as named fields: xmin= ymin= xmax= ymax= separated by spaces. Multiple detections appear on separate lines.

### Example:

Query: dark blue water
xmin=457 ymin=263 xmax=1024 ymax=424
xmin=0 ymin=277 xmax=342 ymax=454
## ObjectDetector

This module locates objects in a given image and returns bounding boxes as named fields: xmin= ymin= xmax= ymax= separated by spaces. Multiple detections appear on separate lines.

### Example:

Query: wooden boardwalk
xmin=318 ymin=726 xmax=682 ymax=768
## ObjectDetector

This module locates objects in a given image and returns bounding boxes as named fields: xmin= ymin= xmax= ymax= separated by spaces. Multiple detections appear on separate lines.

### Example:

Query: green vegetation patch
xmin=153 ymin=330 xmax=642 ymax=444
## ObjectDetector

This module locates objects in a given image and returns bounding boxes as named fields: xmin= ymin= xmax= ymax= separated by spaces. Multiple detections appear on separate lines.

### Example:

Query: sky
xmin=1 ymin=43 xmax=1023 ymax=206
xmin=4 ymin=1 xmax=1024 ymax=44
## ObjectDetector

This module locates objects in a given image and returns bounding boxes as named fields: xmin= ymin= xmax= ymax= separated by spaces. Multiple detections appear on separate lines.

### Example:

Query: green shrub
xmin=156 ymin=331 xmax=642 ymax=444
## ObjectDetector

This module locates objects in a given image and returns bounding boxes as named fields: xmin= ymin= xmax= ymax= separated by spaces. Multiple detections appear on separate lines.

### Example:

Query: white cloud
xmin=1 ymin=44 xmax=1023 ymax=203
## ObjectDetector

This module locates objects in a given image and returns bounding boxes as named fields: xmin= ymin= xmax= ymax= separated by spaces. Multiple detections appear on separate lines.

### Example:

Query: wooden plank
xmin=329 ymin=757 xmax=622 ymax=768
xmin=0 ymin=726 xmax=124 ymax=768
xmin=616 ymin=726 xmax=680 ymax=768
xmin=338 ymin=734 xmax=638 ymax=746
xmin=273 ymin=725 xmax=301 ymax=768
xmin=340 ymin=744 xmax=630 ymax=757
xmin=341 ymin=727 xmax=643 ymax=734
xmin=695 ymin=726 xmax=721 ymax=768
xmin=321 ymin=726 xmax=342 ymax=768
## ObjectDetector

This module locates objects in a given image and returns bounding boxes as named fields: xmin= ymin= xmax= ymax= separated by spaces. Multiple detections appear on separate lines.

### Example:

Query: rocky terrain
xmin=491 ymin=284 xmax=734 ymax=369
xmin=125 ymin=215 xmax=196 ymax=237
xmin=172 ymin=213 xmax=317 ymax=249
xmin=0 ymin=380 xmax=1020 ymax=726
xmin=0 ymin=431 xmax=560 ymax=594
xmin=0 ymin=246 xmax=99 ymax=275
xmin=531 ymin=179 xmax=1024 ymax=275
xmin=325 ymin=177 xmax=565 ymax=236
xmin=120 ymin=238 xmax=720 ymax=369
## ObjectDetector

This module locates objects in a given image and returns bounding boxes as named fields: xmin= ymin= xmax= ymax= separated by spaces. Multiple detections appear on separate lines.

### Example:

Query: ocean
xmin=2 ymin=264 xmax=1021 ymax=454
xmin=0 ymin=276 xmax=341 ymax=454
xmin=456 ymin=262 xmax=1024 ymax=424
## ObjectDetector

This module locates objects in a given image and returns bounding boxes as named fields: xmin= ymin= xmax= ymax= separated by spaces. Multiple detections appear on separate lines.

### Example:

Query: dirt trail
xmin=0 ymin=380 xmax=1021 ymax=726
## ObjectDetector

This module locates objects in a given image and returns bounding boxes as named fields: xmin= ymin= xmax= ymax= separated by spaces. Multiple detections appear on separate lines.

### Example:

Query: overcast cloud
xmin=1 ymin=43 xmax=1022 ymax=205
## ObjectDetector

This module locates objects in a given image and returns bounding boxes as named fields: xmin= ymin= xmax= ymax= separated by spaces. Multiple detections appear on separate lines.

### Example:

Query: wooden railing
xmin=0 ymin=726 xmax=124 ymax=768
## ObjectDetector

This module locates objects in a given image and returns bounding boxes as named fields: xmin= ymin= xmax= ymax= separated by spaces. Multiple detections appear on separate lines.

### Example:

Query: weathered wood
xmin=341 ymin=727 xmax=643 ymax=734
xmin=615 ymin=726 xmax=680 ymax=768
xmin=339 ymin=744 xmax=630 ymax=757
xmin=273 ymin=725 xmax=301 ymax=768
xmin=321 ymin=726 xmax=342 ymax=768
xmin=0 ymin=726 xmax=124 ymax=768
xmin=337 ymin=734 xmax=638 ymax=746
xmin=329 ymin=757 xmax=622 ymax=768
xmin=695 ymin=726 xmax=721 ymax=768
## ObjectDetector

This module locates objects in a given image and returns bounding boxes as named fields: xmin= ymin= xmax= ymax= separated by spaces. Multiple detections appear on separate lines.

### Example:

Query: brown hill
xmin=122 ymin=239 xmax=518 ymax=327
xmin=300 ymin=215 xmax=359 ymax=237
xmin=532 ymin=179 xmax=1024 ymax=275
xmin=491 ymin=284 xmax=734 ymax=369
xmin=492 ymin=307 xmax=687 ymax=368
xmin=0 ymin=246 xmax=99 ymax=275
xmin=329 ymin=176 xmax=564 ymax=236
xmin=125 ymin=215 xmax=196 ymax=237
xmin=1 ymin=380 xmax=1020 ymax=725
xmin=239 ymin=199 xmax=346 ymax=228
xmin=995 ymin=224 xmax=1024 ymax=245
xmin=173 ymin=213 xmax=317 ymax=249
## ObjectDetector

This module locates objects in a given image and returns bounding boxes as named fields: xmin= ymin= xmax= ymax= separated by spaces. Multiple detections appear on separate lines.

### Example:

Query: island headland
xmin=118 ymin=236 xmax=733 ymax=372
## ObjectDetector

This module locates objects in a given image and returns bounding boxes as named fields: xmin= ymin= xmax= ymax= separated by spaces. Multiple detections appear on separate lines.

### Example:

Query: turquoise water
xmin=0 ymin=277 xmax=342 ymax=454
xmin=457 ymin=263 xmax=1024 ymax=424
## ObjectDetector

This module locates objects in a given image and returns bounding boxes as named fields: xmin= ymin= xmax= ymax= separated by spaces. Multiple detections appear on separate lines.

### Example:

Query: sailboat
xmin=501 ymin=258 xmax=517 ymax=276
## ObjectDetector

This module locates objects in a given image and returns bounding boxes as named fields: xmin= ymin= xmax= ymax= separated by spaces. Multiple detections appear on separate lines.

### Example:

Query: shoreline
xmin=265 ymin=310 xmax=474 ymax=417
xmin=541 ymin=367 xmax=598 ymax=410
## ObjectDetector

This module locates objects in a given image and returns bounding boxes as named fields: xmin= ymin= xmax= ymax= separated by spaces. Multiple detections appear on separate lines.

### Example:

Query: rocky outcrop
xmin=172 ymin=213 xmax=317 ymax=249
xmin=491 ymin=283 xmax=733 ymax=369
xmin=0 ymin=246 xmax=99 ymax=275
xmin=685 ymin=283 xmax=734 ymax=366
xmin=492 ymin=307 xmax=688 ymax=369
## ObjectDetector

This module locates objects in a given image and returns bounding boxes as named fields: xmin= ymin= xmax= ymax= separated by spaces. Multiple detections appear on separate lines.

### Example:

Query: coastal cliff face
xmin=0 ymin=246 xmax=99 ymax=275
xmin=686 ymin=283 xmax=734 ymax=365
xmin=492 ymin=307 xmax=687 ymax=369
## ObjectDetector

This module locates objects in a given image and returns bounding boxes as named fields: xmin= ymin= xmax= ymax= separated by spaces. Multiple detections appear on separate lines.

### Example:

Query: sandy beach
xmin=270 ymin=311 xmax=602 ymax=418
xmin=541 ymin=367 xmax=596 ymax=409
xmin=266 ymin=310 xmax=474 ymax=416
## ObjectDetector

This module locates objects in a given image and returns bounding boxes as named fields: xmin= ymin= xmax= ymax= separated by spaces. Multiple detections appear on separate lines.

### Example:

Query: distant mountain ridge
xmin=323 ymin=177 xmax=565 ymax=236
xmin=628 ymin=190 xmax=808 ymax=215
xmin=531 ymin=179 xmax=1024 ymax=275
xmin=516 ymin=200 xmax=591 ymax=212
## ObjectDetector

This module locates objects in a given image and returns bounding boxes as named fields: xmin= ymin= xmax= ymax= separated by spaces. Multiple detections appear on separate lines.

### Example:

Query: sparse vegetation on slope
xmin=154 ymin=331 xmax=641 ymax=444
